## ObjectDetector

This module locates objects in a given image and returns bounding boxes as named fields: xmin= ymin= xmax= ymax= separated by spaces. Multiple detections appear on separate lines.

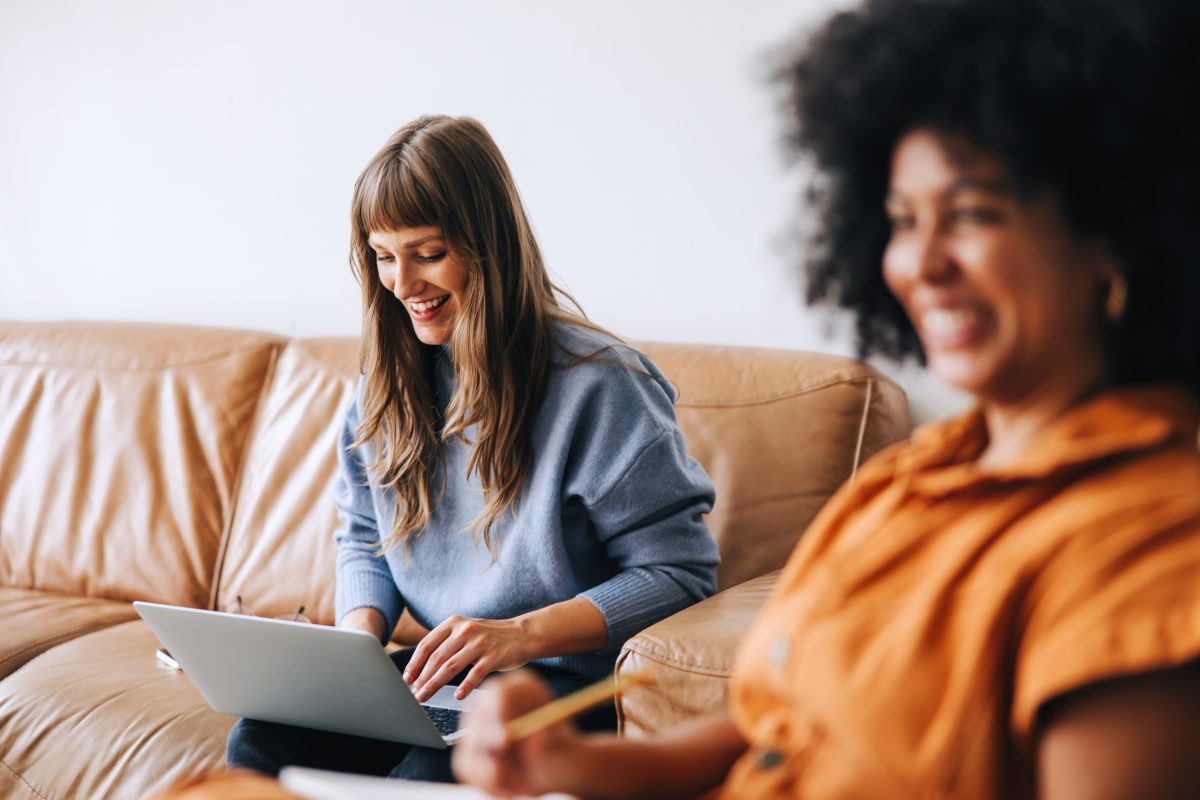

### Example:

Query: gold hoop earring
xmin=1105 ymin=274 xmax=1127 ymax=322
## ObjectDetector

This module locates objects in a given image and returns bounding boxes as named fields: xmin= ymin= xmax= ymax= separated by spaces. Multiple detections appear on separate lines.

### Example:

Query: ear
xmin=1092 ymin=246 xmax=1127 ymax=323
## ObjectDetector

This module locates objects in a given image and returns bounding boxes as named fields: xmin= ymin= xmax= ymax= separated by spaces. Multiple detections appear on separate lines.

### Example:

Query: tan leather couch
xmin=0 ymin=321 xmax=910 ymax=799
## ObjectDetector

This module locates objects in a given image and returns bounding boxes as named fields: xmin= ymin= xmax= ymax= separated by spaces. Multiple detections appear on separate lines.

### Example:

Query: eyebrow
xmin=367 ymin=234 xmax=444 ymax=250
xmin=941 ymin=177 xmax=1010 ymax=198
xmin=886 ymin=177 xmax=1011 ymax=206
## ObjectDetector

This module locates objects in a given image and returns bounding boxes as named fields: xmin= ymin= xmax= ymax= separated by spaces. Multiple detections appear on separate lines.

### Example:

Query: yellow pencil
xmin=505 ymin=670 xmax=653 ymax=741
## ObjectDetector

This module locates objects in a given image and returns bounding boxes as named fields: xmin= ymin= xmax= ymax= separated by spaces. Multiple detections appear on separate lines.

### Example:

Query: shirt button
xmin=757 ymin=748 xmax=784 ymax=769
xmin=770 ymin=638 xmax=790 ymax=669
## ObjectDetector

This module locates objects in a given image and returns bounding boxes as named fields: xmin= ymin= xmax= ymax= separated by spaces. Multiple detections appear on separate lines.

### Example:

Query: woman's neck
xmin=977 ymin=369 xmax=1109 ymax=472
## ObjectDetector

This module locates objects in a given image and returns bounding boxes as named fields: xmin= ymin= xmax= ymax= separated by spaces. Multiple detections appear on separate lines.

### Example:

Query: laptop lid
xmin=133 ymin=601 xmax=451 ymax=749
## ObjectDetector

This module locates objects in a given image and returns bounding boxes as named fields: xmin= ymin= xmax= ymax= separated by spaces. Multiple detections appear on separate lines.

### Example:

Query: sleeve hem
xmin=335 ymin=570 xmax=403 ymax=638
xmin=580 ymin=570 xmax=695 ymax=649
xmin=1013 ymin=606 xmax=1200 ymax=741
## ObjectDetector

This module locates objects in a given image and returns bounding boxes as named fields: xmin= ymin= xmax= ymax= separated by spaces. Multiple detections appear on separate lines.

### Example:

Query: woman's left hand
xmin=404 ymin=615 xmax=536 ymax=702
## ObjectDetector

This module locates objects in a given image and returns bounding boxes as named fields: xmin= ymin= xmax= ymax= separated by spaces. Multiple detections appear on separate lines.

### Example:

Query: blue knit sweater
xmin=333 ymin=324 xmax=719 ymax=681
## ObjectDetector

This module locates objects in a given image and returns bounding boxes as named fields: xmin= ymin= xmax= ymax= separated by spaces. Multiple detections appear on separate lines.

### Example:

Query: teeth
xmin=923 ymin=308 xmax=978 ymax=336
xmin=410 ymin=295 xmax=448 ymax=313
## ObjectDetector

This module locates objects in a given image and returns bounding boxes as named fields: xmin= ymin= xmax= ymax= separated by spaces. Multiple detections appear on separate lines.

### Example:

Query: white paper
xmin=280 ymin=766 xmax=578 ymax=800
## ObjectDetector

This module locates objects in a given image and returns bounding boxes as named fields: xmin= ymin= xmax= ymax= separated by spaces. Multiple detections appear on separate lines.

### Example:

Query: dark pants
xmin=225 ymin=648 xmax=616 ymax=783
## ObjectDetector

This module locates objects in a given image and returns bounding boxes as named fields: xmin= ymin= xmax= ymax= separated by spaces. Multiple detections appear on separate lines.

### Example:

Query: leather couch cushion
xmin=616 ymin=572 xmax=779 ymax=737
xmin=212 ymin=339 xmax=429 ymax=643
xmin=0 ymin=620 xmax=233 ymax=800
xmin=0 ymin=587 xmax=138 ymax=679
xmin=0 ymin=322 xmax=282 ymax=607
xmin=614 ymin=347 xmax=911 ymax=736
xmin=212 ymin=339 xmax=356 ymax=626
xmin=636 ymin=343 xmax=910 ymax=589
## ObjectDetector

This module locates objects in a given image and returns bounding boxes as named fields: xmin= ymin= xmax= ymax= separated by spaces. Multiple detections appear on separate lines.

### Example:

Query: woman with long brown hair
xmin=225 ymin=115 xmax=720 ymax=782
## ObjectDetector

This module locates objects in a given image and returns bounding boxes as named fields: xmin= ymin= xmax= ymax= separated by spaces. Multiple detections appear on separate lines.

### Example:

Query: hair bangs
xmin=357 ymin=151 xmax=442 ymax=236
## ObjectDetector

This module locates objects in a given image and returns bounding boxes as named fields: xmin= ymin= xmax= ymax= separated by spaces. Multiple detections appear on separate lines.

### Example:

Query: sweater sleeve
xmin=577 ymin=427 xmax=719 ymax=648
xmin=559 ymin=352 xmax=719 ymax=649
xmin=332 ymin=389 xmax=404 ymax=639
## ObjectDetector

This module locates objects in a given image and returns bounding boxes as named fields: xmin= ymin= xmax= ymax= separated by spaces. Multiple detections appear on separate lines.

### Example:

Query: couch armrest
xmin=614 ymin=571 xmax=780 ymax=738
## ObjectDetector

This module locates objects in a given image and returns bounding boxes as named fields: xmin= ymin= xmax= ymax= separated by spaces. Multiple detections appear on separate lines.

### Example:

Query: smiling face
xmin=883 ymin=129 xmax=1113 ymax=407
xmin=369 ymin=225 xmax=469 ymax=346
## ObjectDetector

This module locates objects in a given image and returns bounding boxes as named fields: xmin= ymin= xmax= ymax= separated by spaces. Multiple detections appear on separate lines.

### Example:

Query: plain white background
xmin=0 ymin=0 xmax=968 ymax=421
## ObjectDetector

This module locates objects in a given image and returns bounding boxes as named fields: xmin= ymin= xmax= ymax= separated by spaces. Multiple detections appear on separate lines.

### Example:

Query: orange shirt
xmin=721 ymin=387 xmax=1200 ymax=799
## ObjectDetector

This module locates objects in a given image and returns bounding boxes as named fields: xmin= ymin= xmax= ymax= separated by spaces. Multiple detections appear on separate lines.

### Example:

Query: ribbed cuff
xmin=580 ymin=568 xmax=693 ymax=650
xmin=335 ymin=570 xmax=403 ymax=638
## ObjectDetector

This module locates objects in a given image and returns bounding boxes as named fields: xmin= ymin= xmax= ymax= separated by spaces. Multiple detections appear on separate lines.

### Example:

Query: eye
xmin=375 ymin=252 xmax=395 ymax=263
xmin=949 ymin=207 xmax=1004 ymax=225
xmin=415 ymin=251 xmax=447 ymax=265
xmin=887 ymin=213 xmax=916 ymax=233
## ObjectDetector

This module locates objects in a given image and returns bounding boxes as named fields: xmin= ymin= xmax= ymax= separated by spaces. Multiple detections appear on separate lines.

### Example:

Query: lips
xmin=919 ymin=306 xmax=990 ymax=349
xmin=409 ymin=295 xmax=449 ymax=313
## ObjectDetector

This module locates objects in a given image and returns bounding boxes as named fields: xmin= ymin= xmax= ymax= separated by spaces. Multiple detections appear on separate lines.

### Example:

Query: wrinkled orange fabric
xmin=720 ymin=387 xmax=1200 ymax=799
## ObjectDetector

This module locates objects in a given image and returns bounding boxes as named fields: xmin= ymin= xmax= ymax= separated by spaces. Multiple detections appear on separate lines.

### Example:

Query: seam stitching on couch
xmin=676 ymin=374 xmax=884 ymax=408
xmin=623 ymin=642 xmax=734 ymax=677
xmin=0 ymin=340 xmax=285 ymax=374
xmin=849 ymin=377 xmax=875 ymax=482
xmin=0 ymin=756 xmax=50 ymax=800
xmin=614 ymin=650 xmax=632 ymax=735
xmin=207 ymin=343 xmax=284 ymax=611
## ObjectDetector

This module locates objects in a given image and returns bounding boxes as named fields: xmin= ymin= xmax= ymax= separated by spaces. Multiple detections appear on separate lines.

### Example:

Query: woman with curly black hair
xmin=452 ymin=0 xmax=1200 ymax=797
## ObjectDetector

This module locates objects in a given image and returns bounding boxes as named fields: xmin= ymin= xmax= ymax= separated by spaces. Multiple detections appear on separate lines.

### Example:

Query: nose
xmin=387 ymin=257 xmax=424 ymax=301
xmin=893 ymin=222 xmax=954 ymax=285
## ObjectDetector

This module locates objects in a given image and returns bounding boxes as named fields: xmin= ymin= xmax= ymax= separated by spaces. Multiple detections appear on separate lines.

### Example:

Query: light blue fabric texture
xmin=333 ymin=324 xmax=719 ymax=681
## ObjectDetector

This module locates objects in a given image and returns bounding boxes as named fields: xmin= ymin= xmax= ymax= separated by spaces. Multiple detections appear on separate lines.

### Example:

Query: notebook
xmin=280 ymin=766 xmax=578 ymax=799
xmin=134 ymin=601 xmax=475 ymax=747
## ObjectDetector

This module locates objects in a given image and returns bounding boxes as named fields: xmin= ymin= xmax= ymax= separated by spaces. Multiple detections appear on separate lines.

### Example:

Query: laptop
xmin=133 ymin=601 xmax=472 ymax=748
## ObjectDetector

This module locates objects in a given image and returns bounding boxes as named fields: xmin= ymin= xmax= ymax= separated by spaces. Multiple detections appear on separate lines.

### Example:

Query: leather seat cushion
xmin=616 ymin=572 xmax=779 ymax=737
xmin=0 ymin=587 xmax=138 ymax=679
xmin=0 ymin=620 xmax=232 ymax=800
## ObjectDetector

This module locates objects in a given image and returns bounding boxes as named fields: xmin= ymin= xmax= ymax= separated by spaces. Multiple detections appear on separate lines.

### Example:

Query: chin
xmin=928 ymin=353 xmax=996 ymax=399
xmin=413 ymin=324 xmax=453 ymax=347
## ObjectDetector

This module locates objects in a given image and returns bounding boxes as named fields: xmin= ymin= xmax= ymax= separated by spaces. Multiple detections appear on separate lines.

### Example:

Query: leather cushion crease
xmin=0 ymin=321 xmax=911 ymax=799
xmin=0 ymin=587 xmax=139 ymax=679
xmin=0 ymin=321 xmax=282 ymax=608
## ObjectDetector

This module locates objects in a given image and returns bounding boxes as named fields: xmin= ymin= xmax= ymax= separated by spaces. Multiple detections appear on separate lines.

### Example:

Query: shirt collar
xmin=899 ymin=386 xmax=1200 ymax=495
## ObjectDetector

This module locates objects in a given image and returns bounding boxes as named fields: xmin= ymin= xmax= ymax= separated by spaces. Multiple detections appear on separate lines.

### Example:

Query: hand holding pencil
xmin=505 ymin=670 xmax=652 ymax=741
xmin=452 ymin=668 xmax=652 ymax=798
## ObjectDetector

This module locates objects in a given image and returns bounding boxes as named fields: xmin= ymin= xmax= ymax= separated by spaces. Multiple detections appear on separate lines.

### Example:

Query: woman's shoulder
xmin=542 ymin=321 xmax=677 ymax=424
xmin=549 ymin=322 xmax=669 ymax=386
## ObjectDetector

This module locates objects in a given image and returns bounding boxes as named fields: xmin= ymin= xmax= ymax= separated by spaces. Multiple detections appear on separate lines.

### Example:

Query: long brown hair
xmin=349 ymin=115 xmax=605 ymax=554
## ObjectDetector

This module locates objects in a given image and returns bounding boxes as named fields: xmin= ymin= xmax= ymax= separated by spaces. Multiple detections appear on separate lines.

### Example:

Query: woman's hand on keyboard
xmin=404 ymin=614 xmax=533 ymax=702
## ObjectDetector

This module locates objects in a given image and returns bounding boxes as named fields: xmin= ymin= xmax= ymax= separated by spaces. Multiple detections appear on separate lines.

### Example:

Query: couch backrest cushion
xmin=219 ymin=338 xmax=911 ymax=624
xmin=637 ymin=343 xmax=911 ymax=590
xmin=213 ymin=338 xmax=357 ymax=626
xmin=0 ymin=322 xmax=281 ymax=607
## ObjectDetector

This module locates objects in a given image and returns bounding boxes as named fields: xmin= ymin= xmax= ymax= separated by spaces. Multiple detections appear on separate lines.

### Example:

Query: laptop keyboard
xmin=423 ymin=705 xmax=462 ymax=737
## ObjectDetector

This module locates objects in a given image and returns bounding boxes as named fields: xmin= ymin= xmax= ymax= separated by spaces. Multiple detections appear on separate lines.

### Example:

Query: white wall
xmin=0 ymin=0 xmax=968 ymax=422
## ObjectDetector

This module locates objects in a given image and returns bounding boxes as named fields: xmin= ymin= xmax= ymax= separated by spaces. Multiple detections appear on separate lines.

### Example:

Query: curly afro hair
xmin=776 ymin=0 xmax=1200 ymax=392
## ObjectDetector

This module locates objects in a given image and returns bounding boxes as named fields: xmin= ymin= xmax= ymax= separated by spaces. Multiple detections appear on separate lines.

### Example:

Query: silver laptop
xmin=134 ymin=601 xmax=472 ymax=748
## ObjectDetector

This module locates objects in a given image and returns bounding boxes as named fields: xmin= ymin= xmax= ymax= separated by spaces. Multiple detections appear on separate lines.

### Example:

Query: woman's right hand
xmin=338 ymin=606 xmax=387 ymax=643
xmin=455 ymin=672 xmax=748 ymax=800
xmin=452 ymin=670 xmax=584 ymax=798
